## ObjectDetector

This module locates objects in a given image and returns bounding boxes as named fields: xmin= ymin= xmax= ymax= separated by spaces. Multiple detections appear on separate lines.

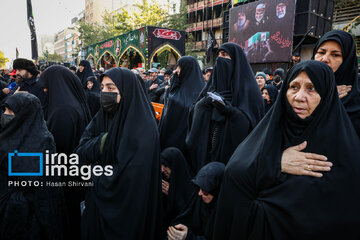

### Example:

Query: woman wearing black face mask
xmin=75 ymin=67 xmax=161 ymax=240
xmin=185 ymin=43 xmax=264 ymax=174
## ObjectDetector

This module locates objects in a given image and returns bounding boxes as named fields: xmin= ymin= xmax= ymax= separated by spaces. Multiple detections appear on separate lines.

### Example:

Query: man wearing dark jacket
xmin=156 ymin=69 xmax=172 ymax=104
xmin=145 ymin=68 xmax=163 ymax=102
xmin=12 ymin=58 xmax=46 ymax=106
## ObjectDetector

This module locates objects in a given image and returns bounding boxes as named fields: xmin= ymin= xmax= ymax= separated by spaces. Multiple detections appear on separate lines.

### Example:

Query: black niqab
xmin=77 ymin=60 xmax=95 ymax=89
xmin=213 ymin=60 xmax=360 ymax=240
xmin=159 ymin=56 xmax=205 ymax=152
xmin=186 ymin=43 xmax=264 ymax=173
xmin=312 ymin=30 xmax=360 ymax=137
xmin=76 ymin=67 xmax=161 ymax=240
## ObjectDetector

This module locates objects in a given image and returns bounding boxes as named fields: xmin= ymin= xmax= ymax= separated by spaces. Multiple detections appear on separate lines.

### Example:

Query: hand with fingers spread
xmin=281 ymin=141 xmax=332 ymax=177
xmin=167 ymin=224 xmax=188 ymax=240
xmin=337 ymin=85 xmax=352 ymax=99
xmin=162 ymin=179 xmax=169 ymax=195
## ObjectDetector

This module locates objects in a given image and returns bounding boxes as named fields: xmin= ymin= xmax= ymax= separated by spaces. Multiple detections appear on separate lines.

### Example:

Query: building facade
xmin=186 ymin=0 xmax=231 ymax=66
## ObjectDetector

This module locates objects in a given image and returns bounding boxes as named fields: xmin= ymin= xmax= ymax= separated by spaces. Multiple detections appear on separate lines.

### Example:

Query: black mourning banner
xmin=206 ymin=29 xmax=217 ymax=63
xmin=229 ymin=0 xmax=295 ymax=63
xmin=27 ymin=0 xmax=38 ymax=60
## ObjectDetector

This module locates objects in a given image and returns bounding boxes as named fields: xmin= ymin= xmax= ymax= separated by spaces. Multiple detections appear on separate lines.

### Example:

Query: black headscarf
xmin=262 ymin=84 xmax=278 ymax=113
xmin=213 ymin=60 xmax=360 ymax=240
xmin=85 ymin=76 xmax=101 ymax=118
xmin=172 ymin=162 xmax=225 ymax=240
xmin=86 ymin=75 xmax=101 ymax=93
xmin=0 ymin=93 xmax=68 ymax=240
xmin=161 ymin=147 xmax=194 ymax=231
xmin=186 ymin=43 xmax=264 ymax=173
xmin=312 ymin=30 xmax=360 ymax=137
xmin=77 ymin=67 xmax=161 ymax=240
xmin=159 ymin=56 xmax=205 ymax=152
xmin=76 ymin=60 xmax=95 ymax=89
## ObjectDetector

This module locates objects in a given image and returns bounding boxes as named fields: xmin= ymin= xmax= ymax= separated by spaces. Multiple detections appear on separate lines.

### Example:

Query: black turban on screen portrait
xmin=76 ymin=67 xmax=161 ymax=240
xmin=312 ymin=30 xmax=360 ymax=137
xmin=213 ymin=60 xmax=360 ymax=240
xmin=186 ymin=43 xmax=264 ymax=173
xmin=159 ymin=56 xmax=205 ymax=153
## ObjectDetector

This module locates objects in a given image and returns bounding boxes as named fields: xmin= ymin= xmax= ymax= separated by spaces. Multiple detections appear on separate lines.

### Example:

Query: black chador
xmin=186 ymin=43 xmax=264 ymax=174
xmin=213 ymin=61 xmax=360 ymax=240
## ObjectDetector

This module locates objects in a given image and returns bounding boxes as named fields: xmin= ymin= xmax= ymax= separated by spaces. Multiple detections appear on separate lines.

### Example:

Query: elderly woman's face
xmin=286 ymin=71 xmax=321 ymax=119
xmin=314 ymin=40 xmax=343 ymax=72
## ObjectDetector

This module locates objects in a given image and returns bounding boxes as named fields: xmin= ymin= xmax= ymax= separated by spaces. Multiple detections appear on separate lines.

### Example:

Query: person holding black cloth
xmin=186 ymin=43 xmax=264 ymax=174
xmin=213 ymin=60 xmax=360 ymax=239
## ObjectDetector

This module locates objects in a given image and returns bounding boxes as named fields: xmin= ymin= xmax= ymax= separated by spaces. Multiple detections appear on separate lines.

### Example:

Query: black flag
xmin=206 ymin=29 xmax=217 ymax=63
xmin=27 ymin=0 xmax=38 ymax=60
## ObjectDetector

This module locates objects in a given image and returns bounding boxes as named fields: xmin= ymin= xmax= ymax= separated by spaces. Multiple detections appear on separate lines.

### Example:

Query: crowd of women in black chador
xmin=0 ymin=29 xmax=359 ymax=240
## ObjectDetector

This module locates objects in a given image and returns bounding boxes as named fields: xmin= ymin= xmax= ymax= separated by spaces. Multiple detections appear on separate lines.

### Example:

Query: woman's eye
xmin=308 ymin=86 xmax=315 ymax=91
xmin=290 ymin=85 xmax=297 ymax=90
xmin=317 ymin=51 xmax=325 ymax=55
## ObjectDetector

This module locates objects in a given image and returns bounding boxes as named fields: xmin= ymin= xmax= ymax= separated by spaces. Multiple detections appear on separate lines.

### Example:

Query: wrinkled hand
xmin=162 ymin=179 xmax=169 ymax=195
xmin=337 ymin=85 xmax=352 ymax=99
xmin=281 ymin=141 xmax=332 ymax=177
xmin=150 ymin=84 xmax=158 ymax=90
xmin=167 ymin=224 xmax=188 ymax=240
xmin=2 ymin=88 xmax=11 ymax=94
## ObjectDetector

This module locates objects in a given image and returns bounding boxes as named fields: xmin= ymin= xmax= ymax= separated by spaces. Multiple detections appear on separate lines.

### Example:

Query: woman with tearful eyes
xmin=213 ymin=61 xmax=360 ymax=239
xmin=312 ymin=30 xmax=360 ymax=137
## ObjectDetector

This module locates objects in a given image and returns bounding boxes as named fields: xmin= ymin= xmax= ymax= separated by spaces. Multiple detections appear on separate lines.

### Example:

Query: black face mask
xmin=274 ymin=76 xmax=282 ymax=83
xmin=1 ymin=113 xmax=15 ymax=128
xmin=215 ymin=57 xmax=233 ymax=92
xmin=100 ymin=92 xmax=119 ymax=113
